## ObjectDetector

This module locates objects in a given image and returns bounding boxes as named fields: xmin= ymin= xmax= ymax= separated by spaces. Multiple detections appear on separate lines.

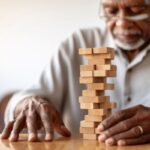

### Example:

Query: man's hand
xmin=97 ymin=105 xmax=150 ymax=146
xmin=0 ymin=96 xmax=71 ymax=142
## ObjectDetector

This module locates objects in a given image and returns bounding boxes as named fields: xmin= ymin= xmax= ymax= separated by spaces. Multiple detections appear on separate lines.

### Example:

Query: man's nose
xmin=116 ymin=10 xmax=134 ymax=28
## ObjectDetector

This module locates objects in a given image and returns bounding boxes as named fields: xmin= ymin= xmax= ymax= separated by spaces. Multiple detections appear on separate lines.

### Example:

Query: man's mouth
xmin=113 ymin=29 xmax=142 ymax=43
xmin=115 ymin=34 xmax=141 ymax=43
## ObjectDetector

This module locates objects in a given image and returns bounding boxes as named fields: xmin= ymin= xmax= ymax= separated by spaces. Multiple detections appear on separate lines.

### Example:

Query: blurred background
xmin=0 ymin=0 xmax=101 ymax=99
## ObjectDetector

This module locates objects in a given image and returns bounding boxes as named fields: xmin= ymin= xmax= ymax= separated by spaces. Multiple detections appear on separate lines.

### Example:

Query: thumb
xmin=54 ymin=124 xmax=71 ymax=137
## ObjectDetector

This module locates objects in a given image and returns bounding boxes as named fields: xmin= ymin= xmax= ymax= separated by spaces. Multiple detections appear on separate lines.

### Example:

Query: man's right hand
xmin=0 ymin=96 xmax=71 ymax=142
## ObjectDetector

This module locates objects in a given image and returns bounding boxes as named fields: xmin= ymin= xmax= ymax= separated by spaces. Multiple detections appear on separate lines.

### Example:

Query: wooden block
xmin=87 ymin=83 xmax=114 ymax=90
xmin=106 ymin=102 xmax=117 ymax=109
xmin=107 ymin=70 xmax=116 ymax=77
xmin=88 ymin=109 xmax=107 ymax=116
xmin=88 ymin=59 xmax=111 ymax=65
xmin=99 ymin=103 xmax=106 ymax=108
xmin=80 ymin=77 xmax=94 ymax=84
xmin=85 ymin=53 xmax=114 ymax=60
xmin=80 ymin=71 xmax=93 ymax=77
xmin=93 ymin=70 xmax=107 ymax=77
xmin=79 ymin=96 xmax=109 ymax=103
xmin=80 ymin=127 xmax=95 ymax=134
xmin=93 ymin=47 xmax=114 ymax=54
xmin=79 ymin=77 xmax=106 ymax=84
xmin=79 ymin=48 xmax=93 ymax=55
xmin=94 ymin=70 xmax=116 ymax=77
xmin=80 ymin=65 xmax=95 ymax=71
xmin=80 ymin=120 xmax=99 ymax=128
xmin=85 ymin=115 xmax=106 ymax=122
xmin=105 ymin=109 xmax=112 ymax=116
xmin=105 ymin=83 xmax=114 ymax=90
xmin=96 ymin=64 xmax=117 ymax=71
xmin=80 ymin=103 xmax=100 ymax=109
xmin=83 ymin=134 xmax=99 ymax=140
xmin=82 ymin=90 xmax=104 ymax=97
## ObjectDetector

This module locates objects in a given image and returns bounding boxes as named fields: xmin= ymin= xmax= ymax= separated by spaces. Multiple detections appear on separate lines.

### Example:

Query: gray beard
xmin=114 ymin=39 xmax=145 ymax=51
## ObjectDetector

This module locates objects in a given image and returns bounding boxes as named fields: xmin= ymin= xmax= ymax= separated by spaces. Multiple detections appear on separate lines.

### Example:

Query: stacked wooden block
xmin=79 ymin=47 xmax=117 ymax=140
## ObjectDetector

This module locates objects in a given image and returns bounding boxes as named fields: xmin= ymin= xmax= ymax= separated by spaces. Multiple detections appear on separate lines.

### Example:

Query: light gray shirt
xmin=5 ymin=26 xmax=150 ymax=136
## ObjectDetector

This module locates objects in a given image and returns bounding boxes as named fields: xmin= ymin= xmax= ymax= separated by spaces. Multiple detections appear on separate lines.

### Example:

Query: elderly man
xmin=1 ymin=0 xmax=150 ymax=146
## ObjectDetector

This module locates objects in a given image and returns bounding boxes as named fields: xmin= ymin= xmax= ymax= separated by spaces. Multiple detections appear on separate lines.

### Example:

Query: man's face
xmin=102 ymin=0 xmax=150 ymax=50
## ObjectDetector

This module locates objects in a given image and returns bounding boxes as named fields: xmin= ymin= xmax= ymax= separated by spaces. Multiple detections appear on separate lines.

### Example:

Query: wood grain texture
xmin=0 ymin=134 xmax=149 ymax=150
xmin=93 ymin=47 xmax=114 ymax=54
xmin=82 ymin=90 xmax=104 ymax=97
xmin=80 ymin=103 xmax=100 ymax=109
xmin=79 ymin=96 xmax=109 ymax=103
xmin=79 ymin=77 xmax=106 ymax=84
xmin=80 ymin=120 xmax=99 ymax=128
xmin=79 ymin=48 xmax=93 ymax=55
xmin=87 ymin=83 xmax=114 ymax=90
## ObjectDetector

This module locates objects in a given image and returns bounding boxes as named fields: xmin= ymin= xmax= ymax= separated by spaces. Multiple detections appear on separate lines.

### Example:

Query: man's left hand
xmin=97 ymin=105 xmax=150 ymax=146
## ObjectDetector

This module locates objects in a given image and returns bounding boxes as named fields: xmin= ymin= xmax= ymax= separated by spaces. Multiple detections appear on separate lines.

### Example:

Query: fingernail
xmin=105 ymin=138 xmax=115 ymax=146
xmin=0 ymin=133 xmax=7 ymax=139
xmin=28 ymin=134 xmax=37 ymax=142
xmin=9 ymin=134 xmax=18 ymax=142
xmin=45 ymin=134 xmax=53 ymax=141
xmin=98 ymin=124 xmax=105 ymax=131
xmin=98 ymin=134 xmax=107 ymax=142
xmin=118 ymin=140 xmax=126 ymax=146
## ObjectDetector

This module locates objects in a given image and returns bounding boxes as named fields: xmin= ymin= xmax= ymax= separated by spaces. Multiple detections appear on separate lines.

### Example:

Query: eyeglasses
xmin=99 ymin=13 xmax=149 ymax=22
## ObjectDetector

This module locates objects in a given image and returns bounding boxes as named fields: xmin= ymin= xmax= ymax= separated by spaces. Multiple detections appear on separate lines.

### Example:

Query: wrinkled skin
xmin=98 ymin=105 xmax=150 ymax=146
xmin=1 ymin=96 xmax=71 ymax=142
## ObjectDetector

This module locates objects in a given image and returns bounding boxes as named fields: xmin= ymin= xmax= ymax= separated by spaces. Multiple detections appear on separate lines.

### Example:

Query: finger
xmin=117 ymin=134 xmax=150 ymax=146
xmin=98 ymin=116 xmax=138 ymax=142
xmin=51 ymin=109 xmax=71 ymax=137
xmin=1 ymin=121 xmax=14 ymax=139
xmin=98 ymin=106 xmax=140 ymax=132
xmin=105 ymin=126 xmax=144 ymax=146
xmin=26 ymin=101 xmax=38 ymax=142
xmin=39 ymin=104 xmax=54 ymax=141
xmin=9 ymin=113 xmax=25 ymax=142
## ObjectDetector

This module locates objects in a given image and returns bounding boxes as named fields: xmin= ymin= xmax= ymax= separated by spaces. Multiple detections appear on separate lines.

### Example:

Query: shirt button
xmin=128 ymin=69 xmax=132 ymax=73
xmin=127 ymin=97 xmax=131 ymax=102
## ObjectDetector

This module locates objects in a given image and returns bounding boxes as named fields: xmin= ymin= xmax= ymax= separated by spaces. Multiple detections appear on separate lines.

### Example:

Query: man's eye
xmin=104 ymin=8 xmax=118 ymax=16
xmin=130 ymin=6 xmax=146 ymax=14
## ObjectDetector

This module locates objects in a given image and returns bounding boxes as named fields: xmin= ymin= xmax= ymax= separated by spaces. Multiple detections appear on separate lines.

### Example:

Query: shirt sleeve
xmin=4 ymin=26 xmax=103 ymax=125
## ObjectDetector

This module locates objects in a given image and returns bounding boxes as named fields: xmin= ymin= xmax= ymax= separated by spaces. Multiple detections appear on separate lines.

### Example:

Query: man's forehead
xmin=102 ymin=0 xmax=147 ymax=7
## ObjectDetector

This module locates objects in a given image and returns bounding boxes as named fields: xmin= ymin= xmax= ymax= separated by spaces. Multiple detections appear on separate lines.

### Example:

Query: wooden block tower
xmin=79 ymin=47 xmax=117 ymax=140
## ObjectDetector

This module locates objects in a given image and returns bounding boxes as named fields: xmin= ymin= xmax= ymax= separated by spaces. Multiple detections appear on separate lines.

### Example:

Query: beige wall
xmin=0 ymin=0 xmax=101 ymax=97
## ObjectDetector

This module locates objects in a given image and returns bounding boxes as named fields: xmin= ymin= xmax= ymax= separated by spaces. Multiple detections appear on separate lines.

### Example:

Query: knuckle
xmin=113 ymin=111 xmax=123 ymax=120
xmin=132 ymin=127 xmax=141 ymax=136
xmin=137 ymin=104 xmax=145 ymax=110
xmin=113 ymin=134 xmax=122 ymax=141
xmin=120 ymin=122 xmax=128 ymax=131
xmin=40 ymin=103 xmax=50 ymax=113
xmin=134 ymin=114 xmax=141 ymax=122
